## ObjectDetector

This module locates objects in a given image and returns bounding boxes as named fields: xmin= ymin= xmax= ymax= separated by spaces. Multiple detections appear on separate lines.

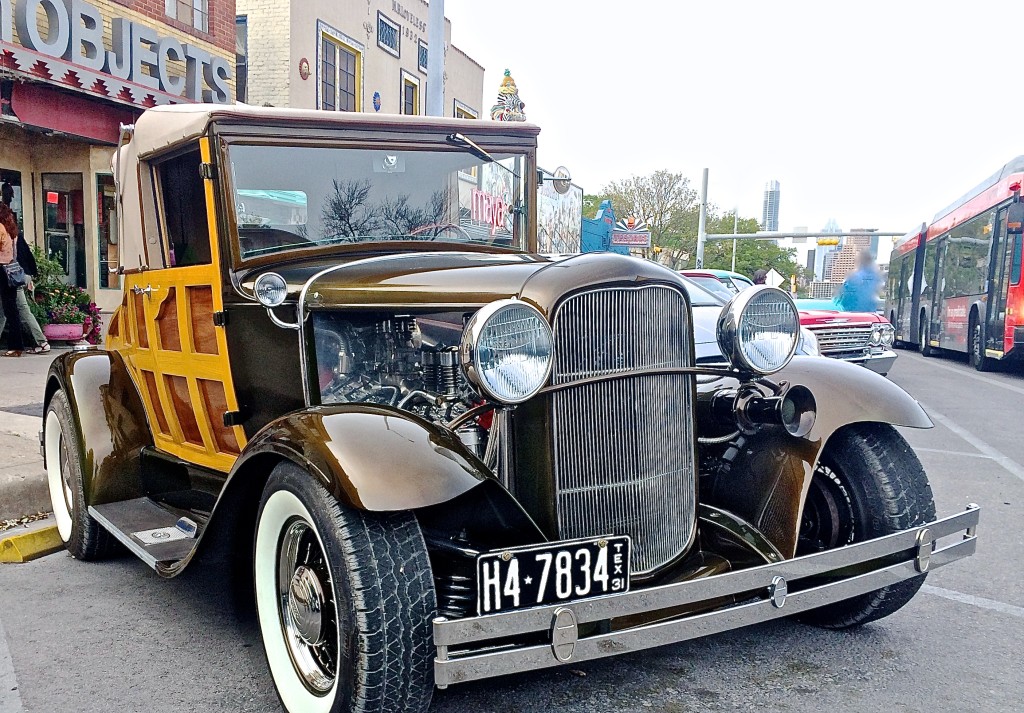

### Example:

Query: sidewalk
xmin=0 ymin=349 xmax=71 ymax=520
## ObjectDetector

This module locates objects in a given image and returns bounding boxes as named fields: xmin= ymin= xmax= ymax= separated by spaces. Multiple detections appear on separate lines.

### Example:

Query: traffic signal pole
xmin=695 ymin=168 xmax=708 ymax=268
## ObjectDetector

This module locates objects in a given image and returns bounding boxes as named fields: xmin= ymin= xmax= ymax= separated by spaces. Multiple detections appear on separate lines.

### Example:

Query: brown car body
xmin=41 ymin=106 xmax=978 ymax=706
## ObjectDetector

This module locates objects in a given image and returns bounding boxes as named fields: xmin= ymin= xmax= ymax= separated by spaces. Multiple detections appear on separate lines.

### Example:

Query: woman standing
xmin=0 ymin=203 xmax=25 ymax=357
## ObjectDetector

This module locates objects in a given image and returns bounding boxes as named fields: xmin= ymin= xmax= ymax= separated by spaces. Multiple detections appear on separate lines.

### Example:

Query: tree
xmin=601 ymin=170 xmax=698 ymax=246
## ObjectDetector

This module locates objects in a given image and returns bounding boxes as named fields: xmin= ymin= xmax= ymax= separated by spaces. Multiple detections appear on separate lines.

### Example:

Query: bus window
xmin=922 ymin=241 xmax=937 ymax=298
xmin=1012 ymin=234 xmax=1022 ymax=284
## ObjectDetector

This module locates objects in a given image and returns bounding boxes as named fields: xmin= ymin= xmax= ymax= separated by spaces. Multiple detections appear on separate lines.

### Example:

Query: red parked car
xmin=795 ymin=300 xmax=897 ymax=376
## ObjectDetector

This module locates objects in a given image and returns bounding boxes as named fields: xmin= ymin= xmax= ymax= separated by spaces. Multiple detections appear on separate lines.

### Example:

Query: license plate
xmin=476 ymin=536 xmax=631 ymax=615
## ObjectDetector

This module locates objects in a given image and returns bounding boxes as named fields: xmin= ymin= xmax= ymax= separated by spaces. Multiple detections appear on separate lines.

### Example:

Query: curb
xmin=0 ymin=525 xmax=63 ymax=563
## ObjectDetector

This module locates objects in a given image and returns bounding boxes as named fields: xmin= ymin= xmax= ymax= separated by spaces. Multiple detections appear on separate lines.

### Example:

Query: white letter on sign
xmin=1 ymin=0 xmax=12 ymax=43
xmin=63 ymin=0 xmax=105 ymax=71
xmin=16 ymin=0 xmax=70 ymax=58
xmin=481 ymin=560 xmax=501 ymax=613
xmin=104 ymin=18 xmax=130 ymax=79
xmin=131 ymin=21 xmax=159 ymax=90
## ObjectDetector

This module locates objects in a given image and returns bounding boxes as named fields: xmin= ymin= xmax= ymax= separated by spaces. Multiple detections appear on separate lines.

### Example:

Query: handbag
xmin=3 ymin=261 xmax=27 ymax=289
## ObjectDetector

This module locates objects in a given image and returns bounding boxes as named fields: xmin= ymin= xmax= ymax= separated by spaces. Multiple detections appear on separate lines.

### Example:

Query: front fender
xmin=43 ymin=350 xmax=150 ymax=506
xmin=703 ymin=356 xmax=931 ymax=557
xmin=234 ymin=404 xmax=492 ymax=511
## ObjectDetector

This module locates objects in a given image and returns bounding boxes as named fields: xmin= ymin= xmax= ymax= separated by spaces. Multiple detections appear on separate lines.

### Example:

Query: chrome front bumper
xmin=433 ymin=504 xmax=979 ymax=688
xmin=826 ymin=347 xmax=897 ymax=375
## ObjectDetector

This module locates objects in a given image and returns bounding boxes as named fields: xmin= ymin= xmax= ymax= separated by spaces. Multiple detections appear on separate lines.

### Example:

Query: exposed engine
xmin=312 ymin=313 xmax=488 ymax=458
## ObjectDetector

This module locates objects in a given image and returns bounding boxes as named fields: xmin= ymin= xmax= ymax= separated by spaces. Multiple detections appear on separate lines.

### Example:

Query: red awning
xmin=9 ymin=82 xmax=140 ymax=145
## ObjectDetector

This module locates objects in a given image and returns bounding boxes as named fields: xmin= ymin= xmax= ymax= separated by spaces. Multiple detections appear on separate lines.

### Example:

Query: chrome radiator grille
xmin=551 ymin=286 xmax=696 ymax=575
xmin=812 ymin=325 xmax=872 ymax=356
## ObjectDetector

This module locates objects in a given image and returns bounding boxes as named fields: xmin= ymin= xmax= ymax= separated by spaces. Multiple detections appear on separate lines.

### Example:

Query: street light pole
xmin=695 ymin=168 xmax=708 ymax=268
xmin=731 ymin=208 xmax=738 ymax=272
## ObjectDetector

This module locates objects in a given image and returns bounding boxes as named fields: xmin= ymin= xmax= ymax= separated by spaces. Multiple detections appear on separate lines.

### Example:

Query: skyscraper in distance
xmin=762 ymin=180 xmax=780 ymax=232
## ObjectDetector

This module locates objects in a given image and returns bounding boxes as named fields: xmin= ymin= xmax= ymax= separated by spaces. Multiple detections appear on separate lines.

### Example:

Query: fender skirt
xmin=43 ymin=350 xmax=151 ymax=506
xmin=702 ymin=355 xmax=932 ymax=558
xmin=234 ymin=404 xmax=493 ymax=511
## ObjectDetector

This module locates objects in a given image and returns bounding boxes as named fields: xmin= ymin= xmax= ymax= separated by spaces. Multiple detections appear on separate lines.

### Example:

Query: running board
xmin=89 ymin=498 xmax=201 ymax=570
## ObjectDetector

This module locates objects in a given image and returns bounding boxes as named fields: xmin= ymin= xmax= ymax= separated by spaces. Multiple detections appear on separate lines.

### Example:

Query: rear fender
xmin=43 ymin=350 xmax=150 ymax=506
xmin=705 ymin=356 xmax=931 ymax=558
xmin=232 ymin=404 xmax=492 ymax=511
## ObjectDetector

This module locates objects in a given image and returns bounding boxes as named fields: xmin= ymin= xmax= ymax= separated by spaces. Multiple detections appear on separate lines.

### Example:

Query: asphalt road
xmin=1 ymin=350 xmax=1022 ymax=712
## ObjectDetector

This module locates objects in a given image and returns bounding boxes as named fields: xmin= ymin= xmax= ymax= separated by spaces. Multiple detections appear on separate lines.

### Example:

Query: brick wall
xmin=236 ymin=0 xmax=291 ymax=107
xmin=110 ymin=0 xmax=236 ymax=54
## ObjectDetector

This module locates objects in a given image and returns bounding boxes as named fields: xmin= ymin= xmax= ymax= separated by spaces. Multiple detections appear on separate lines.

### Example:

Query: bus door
xmin=986 ymin=205 xmax=1014 ymax=355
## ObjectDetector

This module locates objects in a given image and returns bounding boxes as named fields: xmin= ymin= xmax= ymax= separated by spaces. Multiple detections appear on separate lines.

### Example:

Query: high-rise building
xmin=830 ymin=235 xmax=874 ymax=284
xmin=762 ymin=180 xmax=780 ymax=231
xmin=813 ymin=218 xmax=842 ymax=281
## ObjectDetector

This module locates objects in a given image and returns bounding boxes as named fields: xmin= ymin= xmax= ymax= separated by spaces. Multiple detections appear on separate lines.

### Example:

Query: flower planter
xmin=43 ymin=323 xmax=85 ymax=342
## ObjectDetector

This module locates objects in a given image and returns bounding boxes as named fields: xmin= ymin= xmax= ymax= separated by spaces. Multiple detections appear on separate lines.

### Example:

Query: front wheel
xmin=969 ymin=315 xmax=995 ymax=372
xmin=254 ymin=462 xmax=436 ymax=713
xmin=796 ymin=423 xmax=936 ymax=628
xmin=45 ymin=390 xmax=116 ymax=560
xmin=918 ymin=316 xmax=935 ymax=357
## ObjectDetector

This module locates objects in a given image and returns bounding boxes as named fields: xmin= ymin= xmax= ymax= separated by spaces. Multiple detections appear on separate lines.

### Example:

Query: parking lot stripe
xmin=919 ymin=402 xmax=1024 ymax=484
xmin=922 ymin=585 xmax=1024 ymax=620
xmin=0 ymin=616 xmax=25 ymax=713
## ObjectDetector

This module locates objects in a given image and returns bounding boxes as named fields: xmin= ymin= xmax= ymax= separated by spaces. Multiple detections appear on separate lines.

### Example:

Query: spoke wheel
xmin=278 ymin=519 xmax=339 ymax=694
xmin=796 ymin=424 xmax=936 ymax=629
xmin=255 ymin=462 xmax=436 ymax=713
xmin=796 ymin=466 xmax=855 ymax=555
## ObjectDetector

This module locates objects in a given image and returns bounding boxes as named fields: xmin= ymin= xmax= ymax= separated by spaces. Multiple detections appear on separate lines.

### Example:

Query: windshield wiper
xmin=446 ymin=133 xmax=494 ymax=163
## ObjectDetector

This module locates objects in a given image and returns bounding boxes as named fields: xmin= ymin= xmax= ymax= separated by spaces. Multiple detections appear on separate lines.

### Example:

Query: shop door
xmin=121 ymin=139 xmax=246 ymax=473
xmin=42 ymin=173 xmax=85 ymax=288
xmin=986 ymin=206 xmax=1012 ymax=353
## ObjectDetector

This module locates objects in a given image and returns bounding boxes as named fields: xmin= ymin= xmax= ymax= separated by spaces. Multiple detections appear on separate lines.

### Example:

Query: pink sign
xmin=471 ymin=189 xmax=507 ymax=235
xmin=611 ymin=230 xmax=651 ymax=247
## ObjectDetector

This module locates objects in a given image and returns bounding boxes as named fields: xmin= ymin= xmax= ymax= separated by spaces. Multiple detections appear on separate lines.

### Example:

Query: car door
xmin=120 ymin=138 xmax=246 ymax=473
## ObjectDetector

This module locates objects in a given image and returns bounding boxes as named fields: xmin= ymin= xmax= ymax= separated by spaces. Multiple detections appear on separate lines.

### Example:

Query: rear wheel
xmin=45 ymin=390 xmax=116 ymax=560
xmin=796 ymin=423 xmax=936 ymax=628
xmin=254 ymin=462 xmax=436 ymax=713
xmin=969 ymin=313 xmax=995 ymax=372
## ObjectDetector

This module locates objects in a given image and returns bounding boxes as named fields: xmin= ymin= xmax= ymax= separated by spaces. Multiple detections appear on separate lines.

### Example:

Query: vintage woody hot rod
xmin=42 ymin=105 xmax=979 ymax=713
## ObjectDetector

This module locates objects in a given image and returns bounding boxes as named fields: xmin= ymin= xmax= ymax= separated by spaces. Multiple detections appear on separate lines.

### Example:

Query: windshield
xmin=678 ymin=277 xmax=725 ymax=307
xmin=228 ymin=144 xmax=526 ymax=260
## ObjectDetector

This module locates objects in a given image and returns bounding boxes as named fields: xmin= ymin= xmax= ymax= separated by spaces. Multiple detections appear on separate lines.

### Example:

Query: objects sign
xmin=0 ymin=0 xmax=232 ymax=102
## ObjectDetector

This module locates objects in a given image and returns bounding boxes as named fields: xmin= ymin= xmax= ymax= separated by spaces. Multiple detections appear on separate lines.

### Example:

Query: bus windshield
xmin=228 ymin=144 xmax=527 ymax=260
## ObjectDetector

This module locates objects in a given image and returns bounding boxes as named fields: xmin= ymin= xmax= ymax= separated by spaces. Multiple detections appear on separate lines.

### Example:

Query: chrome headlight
xmin=880 ymin=324 xmax=895 ymax=346
xmin=798 ymin=326 xmax=820 ymax=356
xmin=717 ymin=286 xmax=800 ymax=374
xmin=254 ymin=272 xmax=287 ymax=307
xmin=461 ymin=299 xmax=554 ymax=404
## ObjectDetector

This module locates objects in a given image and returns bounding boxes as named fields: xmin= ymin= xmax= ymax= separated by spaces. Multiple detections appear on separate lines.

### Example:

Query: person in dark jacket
xmin=0 ymin=209 xmax=47 ymax=353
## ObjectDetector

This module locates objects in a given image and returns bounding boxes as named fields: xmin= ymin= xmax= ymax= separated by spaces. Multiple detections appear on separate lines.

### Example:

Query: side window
xmin=156 ymin=147 xmax=211 ymax=267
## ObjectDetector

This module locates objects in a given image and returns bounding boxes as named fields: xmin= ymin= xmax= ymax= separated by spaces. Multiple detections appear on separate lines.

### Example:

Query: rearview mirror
xmin=1007 ymin=202 xmax=1024 ymax=235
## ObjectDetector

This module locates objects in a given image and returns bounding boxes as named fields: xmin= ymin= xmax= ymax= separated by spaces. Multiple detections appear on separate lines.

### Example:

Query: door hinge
xmin=199 ymin=162 xmax=217 ymax=180
xmin=212 ymin=311 xmax=228 ymax=327
xmin=223 ymin=410 xmax=245 ymax=427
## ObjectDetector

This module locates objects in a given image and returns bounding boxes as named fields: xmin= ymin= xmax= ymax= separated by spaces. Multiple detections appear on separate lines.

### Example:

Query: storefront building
xmin=236 ymin=0 xmax=483 ymax=120
xmin=1 ymin=0 xmax=236 ymax=311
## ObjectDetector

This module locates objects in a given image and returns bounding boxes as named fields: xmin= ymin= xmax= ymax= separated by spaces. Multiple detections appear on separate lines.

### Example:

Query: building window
xmin=165 ymin=0 xmax=208 ymax=33
xmin=453 ymin=99 xmax=478 ymax=120
xmin=235 ymin=16 xmax=248 ymax=103
xmin=319 ymin=25 xmax=362 ymax=112
xmin=418 ymin=41 xmax=428 ymax=74
xmin=377 ymin=12 xmax=400 ymax=57
xmin=401 ymin=71 xmax=419 ymax=116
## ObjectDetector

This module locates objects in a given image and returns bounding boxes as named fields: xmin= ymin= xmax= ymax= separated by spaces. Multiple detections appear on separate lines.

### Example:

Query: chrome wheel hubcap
xmin=278 ymin=519 xmax=337 ymax=694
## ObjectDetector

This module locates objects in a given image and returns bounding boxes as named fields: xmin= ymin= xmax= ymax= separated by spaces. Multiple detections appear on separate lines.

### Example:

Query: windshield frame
xmin=219 ymin=134 xmax=535 ymax=270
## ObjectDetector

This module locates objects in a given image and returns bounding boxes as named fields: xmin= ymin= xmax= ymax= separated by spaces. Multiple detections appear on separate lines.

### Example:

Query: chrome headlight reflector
xmin=880 ymin=324 xmax=895 ymax=346
xmin=717 ymin=286 xmax=800 ymax=374
xmin=461 ymin=299 xmax=554 ymax=404
xmin=254 ymin=272 xmax=287 ymax=307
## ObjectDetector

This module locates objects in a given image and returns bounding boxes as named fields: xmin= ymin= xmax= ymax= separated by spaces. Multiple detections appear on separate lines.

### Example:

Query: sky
xmin=445 ymin=0 xmax=1024 ymax=256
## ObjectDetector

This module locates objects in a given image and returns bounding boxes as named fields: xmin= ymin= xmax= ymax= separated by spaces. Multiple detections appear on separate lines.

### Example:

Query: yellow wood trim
xmin=186 ymin=375 xmax=217 ymax=454
xmin=200 ymin=137 xmax=248 ymax=451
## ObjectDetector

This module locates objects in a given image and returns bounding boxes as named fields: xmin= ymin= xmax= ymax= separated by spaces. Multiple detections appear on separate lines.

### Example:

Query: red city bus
xmin=886 ymin=157 xmax=1024 ymax=370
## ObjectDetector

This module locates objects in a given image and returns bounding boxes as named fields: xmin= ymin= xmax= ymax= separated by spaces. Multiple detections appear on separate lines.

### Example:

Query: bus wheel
xmin=918 ymin=317 xmax=935 ymax=357
xmin=969 ymin=315 xmax=994 ymax=372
